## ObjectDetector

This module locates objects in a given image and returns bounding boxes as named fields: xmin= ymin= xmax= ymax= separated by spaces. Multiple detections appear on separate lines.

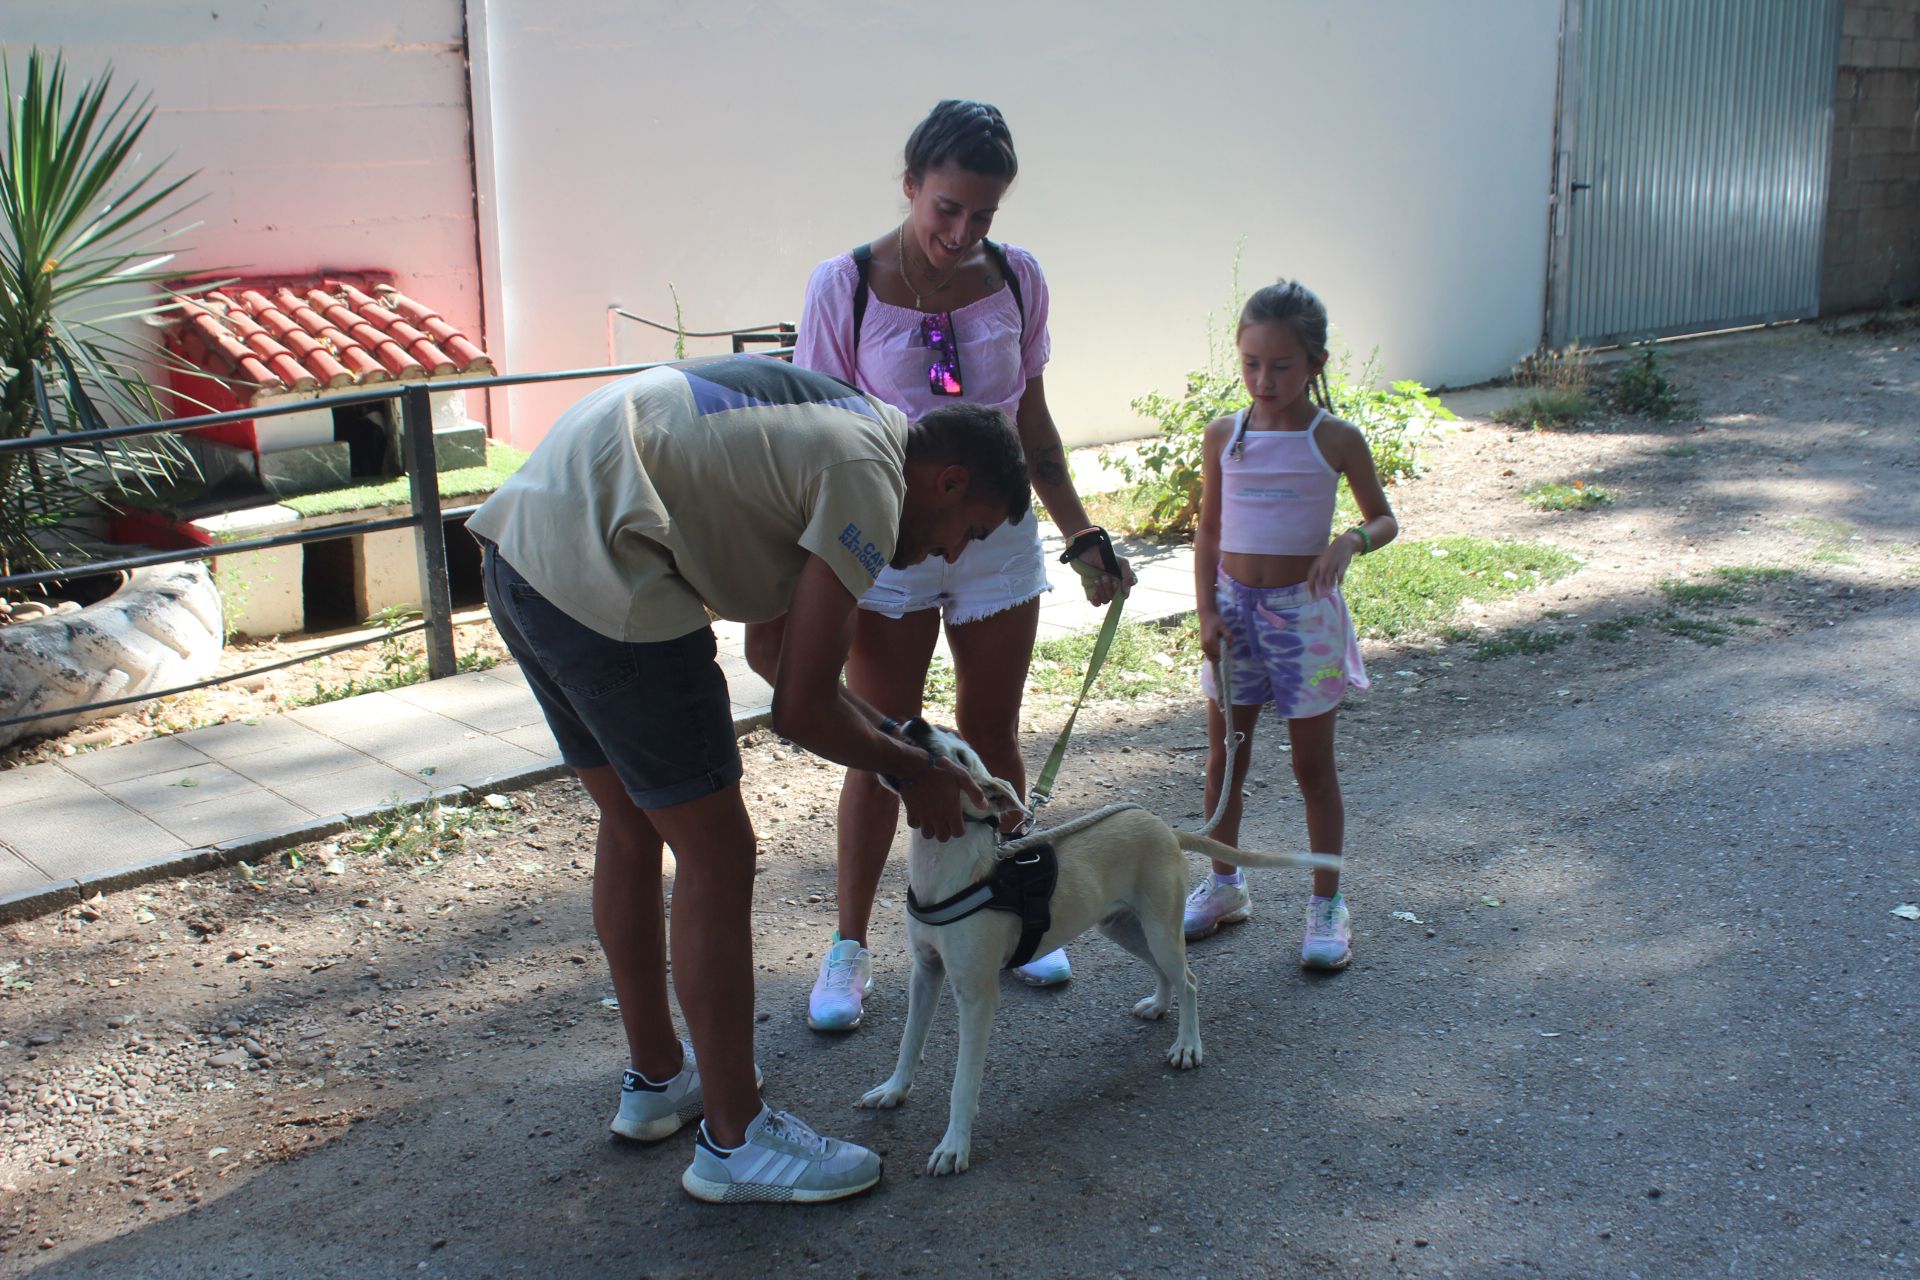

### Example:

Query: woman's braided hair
xmin=903 ymin=100 xmax=1018 ymax=182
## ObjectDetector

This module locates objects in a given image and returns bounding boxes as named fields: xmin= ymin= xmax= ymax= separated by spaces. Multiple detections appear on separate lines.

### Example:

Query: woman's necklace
xmin=897 ymin=222 xmax=961 ymax=310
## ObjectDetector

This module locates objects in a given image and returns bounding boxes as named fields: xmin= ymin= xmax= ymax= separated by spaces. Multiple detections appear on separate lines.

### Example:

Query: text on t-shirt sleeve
xmin=796 ymin=457 xmax=904 ymax=600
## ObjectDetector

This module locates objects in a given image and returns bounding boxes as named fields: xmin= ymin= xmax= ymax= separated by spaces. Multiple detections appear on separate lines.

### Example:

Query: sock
xmin=699 ymin=1120 xmax=744 ymax=1155
xmin=1212 ymin=869 xmax=1245 ymax=887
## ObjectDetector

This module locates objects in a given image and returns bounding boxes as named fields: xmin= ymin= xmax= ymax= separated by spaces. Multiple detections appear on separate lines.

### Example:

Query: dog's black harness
xmin=905 ymin=840 xmax=1058 ymax=970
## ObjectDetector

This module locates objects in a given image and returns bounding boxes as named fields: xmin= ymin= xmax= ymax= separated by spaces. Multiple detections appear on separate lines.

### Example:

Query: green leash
xmin=1028 ymin=529 xmax=1128 ymax=813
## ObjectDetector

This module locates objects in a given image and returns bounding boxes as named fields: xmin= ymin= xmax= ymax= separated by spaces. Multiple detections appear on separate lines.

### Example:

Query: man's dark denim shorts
xmin=480 ymin=540 xmax=742 ymax=810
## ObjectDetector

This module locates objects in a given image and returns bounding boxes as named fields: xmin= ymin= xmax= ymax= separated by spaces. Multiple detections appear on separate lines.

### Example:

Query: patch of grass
xmin=1346 ymin=536 xmax=1580 ymax=640
xmin=925 ymin=616 xmax=1203 ymax=711
xmin=1524 ymin=480 xmax=1616 ymax=511
xmin=1471 ymin=627 xmax=1571 ymax=662
xmin=1657 ymin=613 xmax=1732 ymax=646
xmin=281 ymin=443 xmax=529 ymax=518
xmin=1788 ymin=515 xmax=1858 ymax=565
xmin=1661 ymin=442 xmax=1699 ymax=458
xmin=1659 ymin=578 xmax=1743 ymax=607
xmin=1712 ymin=565 xmax=1796 ymax=588
xmin=1612 ymin=343 xmax=1684 ymax=419
xmin=314 ymin=797 xmax=519 ymax=868
xmin=289 ymin=619 xmax=499 ymax=710
xmin=1729 ymin=615 xmax=1763 ymax=627
xmin=1077 ymin=485 xmax=1168 ymax=540
xmin=1590 ymin=613 xmax=1648 ymax=642
xmin=1493 ymin=388 xmax=1599 ymax=429
xmin=1029 ymin=617 xmax=1201 ymax=701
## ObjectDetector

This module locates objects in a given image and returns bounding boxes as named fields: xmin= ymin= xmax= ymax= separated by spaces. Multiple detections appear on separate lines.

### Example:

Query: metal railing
xmin=0 ymin=351 xmax=793 ymax=734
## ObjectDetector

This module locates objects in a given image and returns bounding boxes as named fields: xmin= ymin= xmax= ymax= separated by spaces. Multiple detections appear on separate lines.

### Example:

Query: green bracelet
xmin=1351 ymin=526 xmax=1372 ymax=555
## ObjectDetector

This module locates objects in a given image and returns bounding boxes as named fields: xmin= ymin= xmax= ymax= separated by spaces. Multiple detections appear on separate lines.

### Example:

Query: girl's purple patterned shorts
xmin=1201 ymin=568 xmax=1369 ymax=719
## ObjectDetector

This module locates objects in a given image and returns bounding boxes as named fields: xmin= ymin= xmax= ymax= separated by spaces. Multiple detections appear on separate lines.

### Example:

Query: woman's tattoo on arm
xmin=1033 ymin=447 xmax=1069 ymax=487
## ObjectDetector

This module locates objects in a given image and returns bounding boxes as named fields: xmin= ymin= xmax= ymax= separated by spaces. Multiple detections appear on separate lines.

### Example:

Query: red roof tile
xmin=168 ymin=273 xmax=494 ymax=405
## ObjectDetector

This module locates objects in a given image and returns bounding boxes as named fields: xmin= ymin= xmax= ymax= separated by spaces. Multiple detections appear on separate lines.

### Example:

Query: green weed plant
xmin=1524 ymin=481 xmax=1615 ymax=511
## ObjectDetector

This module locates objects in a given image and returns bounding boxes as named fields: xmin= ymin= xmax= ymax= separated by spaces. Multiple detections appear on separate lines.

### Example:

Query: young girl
xmin=1185 ymin=280 xmax=1397 ymax=970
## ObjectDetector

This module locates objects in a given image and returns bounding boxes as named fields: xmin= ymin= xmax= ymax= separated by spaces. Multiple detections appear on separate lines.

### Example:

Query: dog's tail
xmin=1176 ymin=832 xmax=1342 ymax=873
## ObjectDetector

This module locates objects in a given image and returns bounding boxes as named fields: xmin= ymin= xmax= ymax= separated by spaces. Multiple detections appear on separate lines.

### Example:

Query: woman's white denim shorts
xmin=858 ymin=509 xmax=1052 ymax=625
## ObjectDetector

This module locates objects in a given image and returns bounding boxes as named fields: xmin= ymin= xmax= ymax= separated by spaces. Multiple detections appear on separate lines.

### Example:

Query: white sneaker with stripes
xmin=681 ymin=1106 xmax=882 ymax=1204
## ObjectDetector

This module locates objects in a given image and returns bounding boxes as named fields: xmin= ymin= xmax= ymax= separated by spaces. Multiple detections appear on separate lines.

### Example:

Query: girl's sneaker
xmin=610 ymin=1039 xmax=762 ymax=1142
xmin=807 ymin=934 xmax=873 ymax=1031
xmin=682 ymin=1106 xmax=883 ymax=1204
xmin=1013 ymin=947 xmax=1073 ymax=986
xmin=1184 ymin=877 xmax=1252 ymax=940
xmin=1301 ymin=893 xmax=1352 ymax=970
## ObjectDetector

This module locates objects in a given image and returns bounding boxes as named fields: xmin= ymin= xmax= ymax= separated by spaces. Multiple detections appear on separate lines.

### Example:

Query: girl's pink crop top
xmin=1217 ymin=408 xmax=1339 ymax=556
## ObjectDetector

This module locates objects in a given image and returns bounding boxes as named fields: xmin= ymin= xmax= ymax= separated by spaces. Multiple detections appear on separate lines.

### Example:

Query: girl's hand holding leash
xmin=1198 ymin=609 xmax=1230 ymax=662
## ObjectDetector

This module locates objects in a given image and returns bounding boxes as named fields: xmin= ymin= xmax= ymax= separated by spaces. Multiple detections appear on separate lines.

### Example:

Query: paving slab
xmin=13 ymin=814 xmax=184 ymax=879
xmin=155 ymin=790 xmax=315 ymax=846
xmin=289 ymin=695 xmax=470 ymax=760
xmin=381 ymin=732 xmax=549 ymax=787
xmin=57 ymin=735 xmax=210 ymax=786
xmin=266 ymin=760 xmax=434 ymax=817
xmin=174 ymin=715 xmax=337 ymax=763
xmin=100 ymin=761 xmax=266 ymax=816
xmin=387 ymin=670 xmax=549 ymax=734
xmin=497 ymin=723 xmax=562 ymax=759
xmin=0 ymin=761 xmax=101 ymax=809
xmin=0 ymin=846 xmax=49 ymax=897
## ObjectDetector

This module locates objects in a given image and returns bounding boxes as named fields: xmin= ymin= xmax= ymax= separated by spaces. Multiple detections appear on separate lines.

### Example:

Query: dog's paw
xmin=857 ymin=1079 xmax=912 ymax=1110
xmin=927 ymin=1136 xmax=972 ymax=1176
xmin=1132 ymin=993 xmax=1169 ymax=1020
xmin=1167 ymin=1039 xmax=1204 ymax=1070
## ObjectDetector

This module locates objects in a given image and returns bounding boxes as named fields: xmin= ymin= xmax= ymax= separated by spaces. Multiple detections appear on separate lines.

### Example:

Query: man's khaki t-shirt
xmin=468 ymin=359 xmax=909 ymax=642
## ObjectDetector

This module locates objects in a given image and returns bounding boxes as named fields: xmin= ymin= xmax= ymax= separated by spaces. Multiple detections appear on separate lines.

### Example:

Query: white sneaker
xmin=682 ymin=1106 xmax=883 ymax=1204
xmin=1184 ymin=876 xmax=1252 ymax=940
xmin=1302 ymin=893 xmax=1352 ymax=971
xmin=807 ymin=934 xmax=872 ymax=1031
xmin=1013 ymin=947 xmax=1072 ymax=986
xmin=609 ymin=1039 xmax=763 ymax=1142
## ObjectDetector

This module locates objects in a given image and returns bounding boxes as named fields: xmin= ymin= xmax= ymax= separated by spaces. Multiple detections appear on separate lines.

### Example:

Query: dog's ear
xmin=900 ymin=717 xmax=936 ymax=748
xmin=980 ymin=776 xmax=1028 ymax=819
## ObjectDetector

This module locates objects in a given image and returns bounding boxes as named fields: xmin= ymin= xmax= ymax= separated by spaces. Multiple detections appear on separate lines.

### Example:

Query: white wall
xmin=477 ymin=0 xmax=1563 ymax=448
xmin=5 ymin=1 xmax=484 ymax=418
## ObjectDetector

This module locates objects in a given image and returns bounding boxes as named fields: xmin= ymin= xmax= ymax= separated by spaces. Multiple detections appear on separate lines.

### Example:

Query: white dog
xmin=860 ymin=717 xmax=1337 ymax=1175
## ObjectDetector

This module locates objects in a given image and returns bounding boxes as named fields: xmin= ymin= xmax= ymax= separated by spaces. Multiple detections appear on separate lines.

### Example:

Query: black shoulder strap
xmin=849 ymin=244 xmax=873 ymax=353
xmin=982 ymin=239 xmax=1024 ymax=336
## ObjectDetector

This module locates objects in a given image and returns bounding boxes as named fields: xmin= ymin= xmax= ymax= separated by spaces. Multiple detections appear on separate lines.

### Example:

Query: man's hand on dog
xmin=899 ymin=758 xmax=986 ymax=841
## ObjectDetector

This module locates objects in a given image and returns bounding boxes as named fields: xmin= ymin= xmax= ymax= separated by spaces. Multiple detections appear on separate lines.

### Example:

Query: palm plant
xmin=1 ymin=48 xmax=208 ymax=584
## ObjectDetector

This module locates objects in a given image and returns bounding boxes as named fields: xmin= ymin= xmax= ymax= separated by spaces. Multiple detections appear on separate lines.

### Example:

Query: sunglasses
xmin=920 ymin=312 xmax=963 ymax=397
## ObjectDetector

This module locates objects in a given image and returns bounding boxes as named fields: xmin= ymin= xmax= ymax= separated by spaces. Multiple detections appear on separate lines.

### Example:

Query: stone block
xmin=259 ymin=440 xmax=352 ymax=497
xmin=214 ymin=541 xmax=303 ymax=638
xmin=251 ymin=397 xmax=337 ymax=451
xmin=430 ymin=425 xmax=488 ymax=472
xmin=355 ymin=524 xmax=424 ymax=620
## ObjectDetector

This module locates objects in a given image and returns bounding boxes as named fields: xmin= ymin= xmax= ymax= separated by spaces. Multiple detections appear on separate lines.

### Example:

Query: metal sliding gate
xmin=1547 ymin=0 xmax=1844 ymax=348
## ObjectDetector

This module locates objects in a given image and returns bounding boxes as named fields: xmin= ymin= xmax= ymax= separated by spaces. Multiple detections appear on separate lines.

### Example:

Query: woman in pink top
xmin=794 ymin=100 xmax=1132 ymax=1029
xmin=1185 ymin=280 xmax=1398 ymax=972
